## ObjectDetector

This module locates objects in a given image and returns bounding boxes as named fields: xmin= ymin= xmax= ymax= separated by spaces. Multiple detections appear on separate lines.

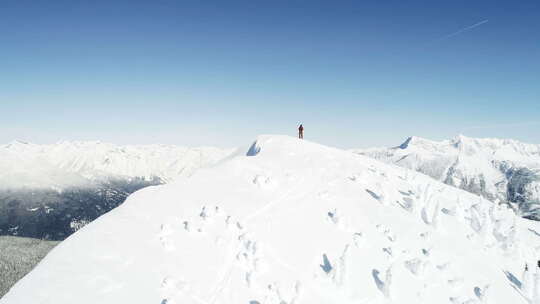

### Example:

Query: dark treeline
xmin=0 ymin=177 xmax=162 ymax=240
xmin=505 ymin=167 xmax=540 ymax=220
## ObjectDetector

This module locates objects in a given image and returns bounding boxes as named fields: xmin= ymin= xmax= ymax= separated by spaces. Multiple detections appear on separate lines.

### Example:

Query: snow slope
xmin=3 ymin=135 xmax=540 ymax=304
xmin=0 ymin=140 xmax=234 ymax=189
xmin=354 ymin=135 xmax=540 ymax=219
xmin=0 ymin=141 xmax=234 ymax=240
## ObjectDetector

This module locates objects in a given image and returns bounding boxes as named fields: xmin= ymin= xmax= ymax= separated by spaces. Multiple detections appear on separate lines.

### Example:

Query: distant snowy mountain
xmin=0 ymin=141 xmax=234 ymax=239
xmin=2 ymin=135 xmax=540 ymax=303
xmin=0 ymin=140 xmax=233 ymax=189
xmin=353 ymin=135 xmax=540 ymax=219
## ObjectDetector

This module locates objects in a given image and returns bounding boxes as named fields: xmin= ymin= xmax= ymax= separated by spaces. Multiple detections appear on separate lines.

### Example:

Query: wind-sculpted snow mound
xmin=354 ymin=135 xmax=540 ymax=220
xmin=3 ymin=135 xmax=540 ymax=304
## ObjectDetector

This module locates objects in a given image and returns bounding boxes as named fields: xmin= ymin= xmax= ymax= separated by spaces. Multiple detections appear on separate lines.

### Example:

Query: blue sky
xmin=1 ymin=0 xmax=539 ymax=148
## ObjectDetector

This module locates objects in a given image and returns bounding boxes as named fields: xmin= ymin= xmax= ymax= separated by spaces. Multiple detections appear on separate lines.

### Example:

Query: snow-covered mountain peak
xmin=6 ymin=139 xmax=30 ymax=146
xmin=355 ymin=135 xmax=540 ymax=219
xmin=246 ymin=134 xmax=332 ymax=156
xmin=0 ymin=140 xmax=235 ymax=189
xmin=3 ymin=140 xmax=37 ymax=152
xmin=400 ymin=135 xmax=540 ymax=163
xmin=397 ymin=136 xmax=446 ymax=151
xmin=3 ymin=135 xmax=540 ymax=304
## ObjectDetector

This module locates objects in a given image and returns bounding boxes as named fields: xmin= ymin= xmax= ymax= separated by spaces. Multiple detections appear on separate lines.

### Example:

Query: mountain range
xmin=2 ymin=135 xmax=539 ymax=303
xmin=2 ymin=135 xmax=540 ymax=242
xmin=354 ymin=135 xmax=540 ymax=220
xmin=0 ymin=141 xmax=234 ymax=239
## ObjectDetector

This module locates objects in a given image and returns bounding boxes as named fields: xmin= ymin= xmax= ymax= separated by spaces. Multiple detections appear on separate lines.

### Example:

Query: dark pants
xmin=299 ymin=131 xmax=303 ymax=139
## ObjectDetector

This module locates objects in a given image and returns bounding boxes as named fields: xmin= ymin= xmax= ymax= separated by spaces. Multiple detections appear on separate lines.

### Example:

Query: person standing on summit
xmin=298 ymin=124 xmax=304 ymax=139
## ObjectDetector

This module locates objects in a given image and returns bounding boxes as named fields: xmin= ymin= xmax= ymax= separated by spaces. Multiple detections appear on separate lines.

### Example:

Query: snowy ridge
xmin=0 ymin=140 xmax=235 ymax=189
xmin=354 ymin=135 xmax=540 ymax=219
xmin=3 ymin=135 xmax=540 ymax=303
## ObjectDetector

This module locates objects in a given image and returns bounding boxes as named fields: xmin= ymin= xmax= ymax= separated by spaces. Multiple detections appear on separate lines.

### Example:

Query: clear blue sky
xmin=1 ymin=0 xmax=539 ymax=148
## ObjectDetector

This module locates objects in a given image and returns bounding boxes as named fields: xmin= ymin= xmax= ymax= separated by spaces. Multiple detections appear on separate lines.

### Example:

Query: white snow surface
xmin=353 ymin=135 xmax=540 ymax=206
xmin=3 ymin=135 xmax=540 ymax=304
xmin=0 ymin=140 xmax=234 ymax=189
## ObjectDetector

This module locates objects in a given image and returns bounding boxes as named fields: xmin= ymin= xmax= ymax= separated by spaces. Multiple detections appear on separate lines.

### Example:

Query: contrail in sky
xmin=436 ymin=19 xmax=489 ymax=41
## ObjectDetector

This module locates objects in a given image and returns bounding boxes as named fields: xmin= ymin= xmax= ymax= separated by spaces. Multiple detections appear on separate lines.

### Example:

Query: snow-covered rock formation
xmin=0 ymin=141 xmax=234 ymax=239
xmin=354 ymin=135 xmax=540 ymax=220
xmin=2 ymin=135 xmax=540 ymax=303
